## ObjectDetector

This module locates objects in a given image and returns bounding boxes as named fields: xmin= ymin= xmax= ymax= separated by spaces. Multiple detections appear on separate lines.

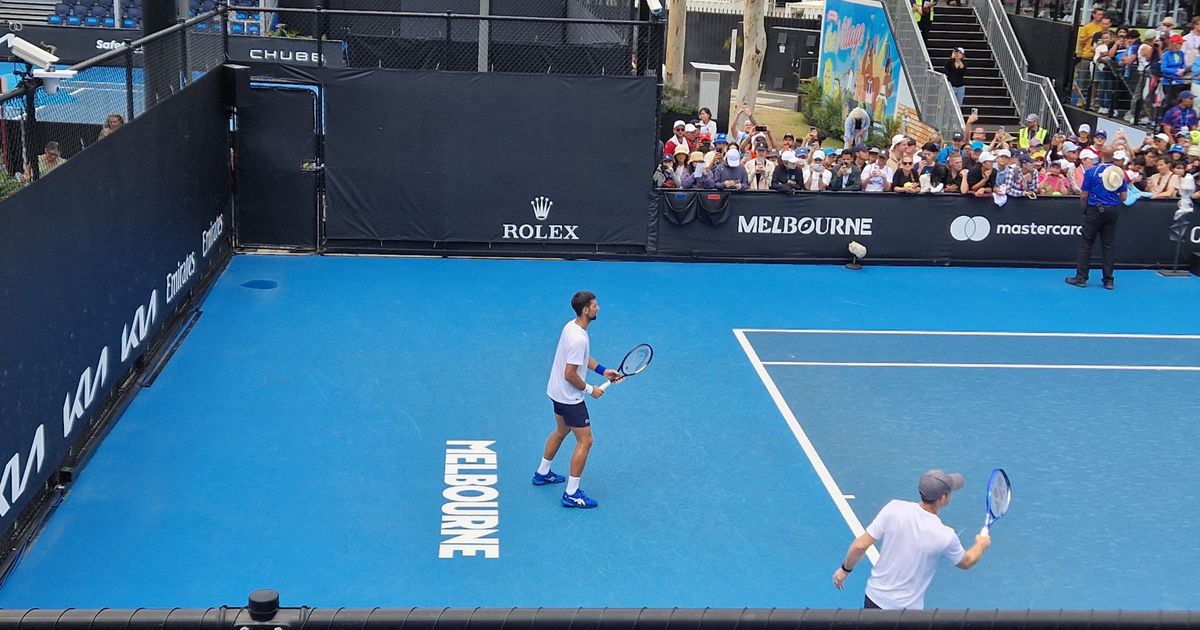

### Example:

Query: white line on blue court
xmin=739 ymin=328 xmax=1200 ymax=339
xmin=732 ymin=328 xmax=880 ymax=565
xmin=759 ymin=361 xmax=1200 ymax=371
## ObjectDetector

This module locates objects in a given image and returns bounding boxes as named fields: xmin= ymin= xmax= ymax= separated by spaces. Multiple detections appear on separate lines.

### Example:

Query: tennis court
xmin=0 ymin=255 xmax=1197 ymax=610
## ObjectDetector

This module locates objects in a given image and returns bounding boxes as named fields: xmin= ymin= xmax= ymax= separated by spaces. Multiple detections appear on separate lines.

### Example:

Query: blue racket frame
xmin=982 ymin=467 xmax=1011 ymax=535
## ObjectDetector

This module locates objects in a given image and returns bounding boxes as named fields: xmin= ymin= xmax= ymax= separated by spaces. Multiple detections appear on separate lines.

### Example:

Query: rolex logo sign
xmin=531 ymin=196 xmax=553 ymax=221
xmin=501 ymin=196 xmax=580 ymax=241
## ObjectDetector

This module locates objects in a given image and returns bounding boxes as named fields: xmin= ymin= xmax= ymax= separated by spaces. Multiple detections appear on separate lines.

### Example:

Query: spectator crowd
xmin=655 ymin=108 xmax=1200 ymax=203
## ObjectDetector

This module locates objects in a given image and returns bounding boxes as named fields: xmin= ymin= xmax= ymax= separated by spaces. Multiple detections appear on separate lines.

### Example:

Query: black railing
xmin=0 ymin=6 xmax=227 ymax=192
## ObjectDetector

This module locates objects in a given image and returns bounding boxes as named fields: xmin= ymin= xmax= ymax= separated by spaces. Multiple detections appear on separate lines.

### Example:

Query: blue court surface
xmin=1 ymin=256 xmax=1198 ymax=610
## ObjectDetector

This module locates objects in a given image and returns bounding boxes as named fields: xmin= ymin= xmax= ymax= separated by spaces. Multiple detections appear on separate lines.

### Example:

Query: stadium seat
xmin=47 ymin=15 xmax=62 ymax=24
xmin=103 ymin=16 xmax=114 ymax=26
xmin=66 ymin=14 xmax=81 ymax=24
xmin=54 ymin=3 xmax=69 ymax=15
xmin=199 ymin=0 xmax=214 ymax=11
xmin=121 ymin=17 xmax=134 ymax=27
xmin=234 ymin=11 xmax=245 ymax=19
xmin=246 ymin=23 xmax=259 ymax=35
xmin=85 ymin=15 xmax=98 ymax=25
xmin=71 ymin=5 xmax=88 ymax=17
xmin=230 ymin=22 xmax=244 ymax=34
xmin=128 ymin=6 xmax=141 ymax=18
xmin=194 ymin=21 xmax=208 ymax=31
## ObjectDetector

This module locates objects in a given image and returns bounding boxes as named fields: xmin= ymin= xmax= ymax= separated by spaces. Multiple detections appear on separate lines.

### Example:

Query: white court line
xmin=732 ymin=328 xmax=880 ymax=565
xmin=760 ymin=361 xmax=1200 ymax=371
xmin=739 ymin=328 xmax=1200 ymax=340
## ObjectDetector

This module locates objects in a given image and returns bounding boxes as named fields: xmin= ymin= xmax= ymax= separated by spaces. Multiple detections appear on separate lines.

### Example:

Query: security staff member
xmin=1066 ymin=147 xmax=1128 ymax=290
xmin=1018 ymin=113 xmax=1048 ymax=149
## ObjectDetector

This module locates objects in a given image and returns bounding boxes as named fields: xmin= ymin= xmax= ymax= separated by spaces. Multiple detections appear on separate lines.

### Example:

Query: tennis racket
xmin=981 ymin=468 xmax=1012 ymax=536
xmin=598 ymin=343 xmax=654 ymax=390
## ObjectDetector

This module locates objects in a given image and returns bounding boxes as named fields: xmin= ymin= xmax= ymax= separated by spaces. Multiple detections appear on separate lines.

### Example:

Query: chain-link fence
xmin=268 ymin=6 xmax=662 ymax=77
xmin=0 ymin=6 xmax=227 ymax=194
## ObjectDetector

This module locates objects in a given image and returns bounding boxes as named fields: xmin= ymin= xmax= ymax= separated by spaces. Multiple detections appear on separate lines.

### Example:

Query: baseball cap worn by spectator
xmin=715 ymin=132 xmax=729 ymax=144
xmin=781 ymin=150 xmax=798 ymax=164
xmin=726 ymin=149 xmax=742 ymax=167
xmin=919 ymin=470 xmax=964 ymax=502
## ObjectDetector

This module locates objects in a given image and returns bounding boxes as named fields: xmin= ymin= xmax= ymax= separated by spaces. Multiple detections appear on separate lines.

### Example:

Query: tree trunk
xmin=733 ymin=0 xmax=767 ymax=115
xmin=664 ymin=0 xmax=687 ymax=92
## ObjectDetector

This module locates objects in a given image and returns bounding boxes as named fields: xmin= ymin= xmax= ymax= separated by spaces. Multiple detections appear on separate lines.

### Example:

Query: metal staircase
xmin=0 ymin=0 xmax=57 ymax=24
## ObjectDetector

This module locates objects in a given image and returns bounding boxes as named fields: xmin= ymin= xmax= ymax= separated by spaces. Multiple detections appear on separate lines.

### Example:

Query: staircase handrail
xmin=876 ymin=0 xmax=966 ymax=139
xmin=968 ymin=0 xmax=1070 ymax=135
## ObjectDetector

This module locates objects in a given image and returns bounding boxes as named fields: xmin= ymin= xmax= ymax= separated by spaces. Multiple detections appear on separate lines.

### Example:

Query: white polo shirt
xmin=864 ymin=500 xmax=966 ymax=609
xmin=546 ymin=320 xmax=589 ymax=404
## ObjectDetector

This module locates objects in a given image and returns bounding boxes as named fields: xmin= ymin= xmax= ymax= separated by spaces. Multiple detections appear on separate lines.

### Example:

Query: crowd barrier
xmin=651 ymin=191 xmax=1199 ymax=266
xmin=1 ymin=589 xmax=1197 ymax=630
xmin=0 ymin=69 xmax=232 ymax=577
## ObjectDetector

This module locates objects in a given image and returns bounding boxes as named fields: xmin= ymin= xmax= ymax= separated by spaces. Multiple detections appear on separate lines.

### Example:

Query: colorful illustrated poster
xmin=819 ymin=0 xmax=912 ymax=121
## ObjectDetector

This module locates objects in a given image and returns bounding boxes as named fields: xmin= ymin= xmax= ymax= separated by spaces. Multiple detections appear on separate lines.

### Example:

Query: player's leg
xmin=558 ymin=404 xmax=598 ymax=509
xmin=533 ymin=407 xmax=571 ymax=485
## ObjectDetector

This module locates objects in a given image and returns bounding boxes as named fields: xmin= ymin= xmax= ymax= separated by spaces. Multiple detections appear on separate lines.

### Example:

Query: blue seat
xmin=85 ymin=15 xmax=98 ymax=25
xmin=103 ymin=16 xmax=114 ymax=26
xmin=54 ymin=3 xmax=69 ymax=14
xmin=47 ymin=14 xmax=63 ymax=23
xmin=230 ymin=22 xmax=244 ymax=34
xmin=71 ymin=4 xmax=88 ymax=16
xmin=121 ymin=17 xmax=134 ymax=27
xmin=194 ymin=21 xmax=208 ymax=30
xmin=127 ymin=6 xmax=141 ymax=18
xmin=66 ymin=14 xmax=81 ymax=24
xmin=246 ymin=23 xmax=259 ymax=35
xmin=234 ymin=11 xmax=245 ymax=19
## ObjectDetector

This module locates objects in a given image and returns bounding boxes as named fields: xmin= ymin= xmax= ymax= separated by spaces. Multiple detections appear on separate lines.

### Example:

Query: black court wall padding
xmin=321 ymin=69 xmax=656 ymax=248
xmin=0 ymin=70 xmax=231 ymax=547
xmin=236 ymin=86 xmax=319 ymax=250
xmin=0 ymin=606 xmax=1198 ymax=630
xmin=653 ymin=191 xmax=1199 ymax=266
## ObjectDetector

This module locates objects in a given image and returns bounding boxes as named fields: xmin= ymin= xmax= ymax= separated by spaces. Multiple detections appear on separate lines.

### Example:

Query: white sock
xmin=566 ymin=475 xmax=581 ymax=495
xmin=537 ymin=458 xmax=552 ymax=475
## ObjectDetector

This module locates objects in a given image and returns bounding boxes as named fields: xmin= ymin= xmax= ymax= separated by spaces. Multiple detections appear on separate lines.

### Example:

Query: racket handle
xmin=980 ymin=525 xmax=990 ymax=536
xmin=598 ymin=379 xmax=615 ymax=391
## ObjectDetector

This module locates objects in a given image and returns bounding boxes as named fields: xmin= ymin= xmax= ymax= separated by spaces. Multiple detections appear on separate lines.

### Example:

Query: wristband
xmin=595 ymin=364 xmax=607 ymax=376
xmin=584 ymin=384 xmax=594 ymax=396
xmin=841 ymin=563 xmax=853 ymax=573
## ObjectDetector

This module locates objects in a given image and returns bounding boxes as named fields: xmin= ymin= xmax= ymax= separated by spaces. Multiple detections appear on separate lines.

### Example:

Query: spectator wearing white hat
xmin=964 ymin=151 xmax=997 ymax=197
xmin=712 ymin=149 xmax=749 ymax=191
xmin=801 ymin=150 xmax=833 ymax=191
xmin=1075 ymin=147 xmax=1099 ymax=192
xmin=771 ymin=150 xmax=804 ymax=192
xmin=664 ymin=120 xmax=689 ymax=158
xmin=862 ymin=148 xmax=895 ymax=192
xmin=944 ymin=48 xmax=967 ymax=105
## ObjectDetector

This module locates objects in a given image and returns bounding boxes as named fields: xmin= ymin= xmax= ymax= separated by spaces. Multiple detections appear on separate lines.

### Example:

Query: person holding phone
xmin=945 ymin=48 xmax=967 ymax=105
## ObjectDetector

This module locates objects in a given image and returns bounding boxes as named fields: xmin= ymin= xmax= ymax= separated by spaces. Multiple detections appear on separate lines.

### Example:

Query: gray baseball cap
xmin=919 ymin=470 xmax=964 ymax=502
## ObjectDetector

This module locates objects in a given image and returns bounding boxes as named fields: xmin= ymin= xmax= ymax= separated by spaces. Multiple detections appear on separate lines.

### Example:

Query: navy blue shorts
xmin=551 ymin=398 xmax=590 ymax=428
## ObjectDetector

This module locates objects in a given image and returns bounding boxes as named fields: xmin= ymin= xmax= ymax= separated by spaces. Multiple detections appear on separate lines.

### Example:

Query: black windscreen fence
xmin=318 ymin=69 xmax=656 ymax=249
xmin=0 ymin=69 xmax=232 ymax=571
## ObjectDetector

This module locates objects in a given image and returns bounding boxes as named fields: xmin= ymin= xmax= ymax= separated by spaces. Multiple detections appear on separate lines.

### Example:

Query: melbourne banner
xmin=653 ymin=191 xmax=1197 ymax=266
xmin=0 ymin=71 xmax=231 ymax=539
xmin=321 ymin=69 xmax=655 ymax=247
xmin=818 ymin=0 xmax=913 ymax=120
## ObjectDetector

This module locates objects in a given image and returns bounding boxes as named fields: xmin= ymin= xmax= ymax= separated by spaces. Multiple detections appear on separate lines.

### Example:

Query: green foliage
xmin=866 ymin=116 xmax=903 ymax=148
xmin=661 ymin=84 xmax=697 ymax=116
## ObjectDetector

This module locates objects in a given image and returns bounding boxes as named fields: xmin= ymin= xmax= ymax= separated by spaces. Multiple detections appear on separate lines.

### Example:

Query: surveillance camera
xmin=9 ymin=36 xmax=58 ymax=69
xmin=646 ymin=0 xmax=664 ymax=17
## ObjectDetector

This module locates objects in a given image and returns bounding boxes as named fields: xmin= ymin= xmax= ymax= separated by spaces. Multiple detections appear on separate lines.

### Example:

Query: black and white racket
xmin=598 ymin=343 xmax=654 ymax=390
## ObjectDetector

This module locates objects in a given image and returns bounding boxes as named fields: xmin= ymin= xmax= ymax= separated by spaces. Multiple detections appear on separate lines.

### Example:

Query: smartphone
xmin=971 ymin=107 xmax=978 ymax=116
xmin=755 ymin=125 xmax=767 ymax=132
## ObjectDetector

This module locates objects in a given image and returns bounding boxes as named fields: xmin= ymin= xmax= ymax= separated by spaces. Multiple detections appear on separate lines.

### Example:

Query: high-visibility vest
xmin=1018 ymin=126 xmax=1048 ymax=149
xmin=913 ymin=0 xmax=935 ymax=23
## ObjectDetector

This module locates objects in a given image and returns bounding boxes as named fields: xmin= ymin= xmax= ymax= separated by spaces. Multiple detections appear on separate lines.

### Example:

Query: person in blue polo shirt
xmin=1067 ymin=147 xmax=1128 ymax=290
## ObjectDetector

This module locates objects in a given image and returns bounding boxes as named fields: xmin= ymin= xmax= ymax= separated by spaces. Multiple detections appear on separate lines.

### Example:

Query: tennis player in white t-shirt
xmin=832 ymin=470 xmax=992 ymax=609
xmin=533 ymin=290 xmax=621 ymax=509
